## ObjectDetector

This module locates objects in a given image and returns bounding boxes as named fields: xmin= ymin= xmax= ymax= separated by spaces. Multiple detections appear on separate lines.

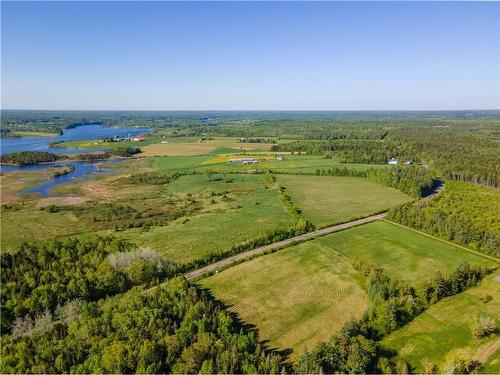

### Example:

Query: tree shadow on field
xmin=196 ymin=285 xmax=294 ymax=364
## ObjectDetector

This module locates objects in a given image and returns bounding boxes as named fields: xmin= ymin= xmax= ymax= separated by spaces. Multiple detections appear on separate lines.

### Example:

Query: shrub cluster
xmin=0 ymin=151 xmax=59 ymax=166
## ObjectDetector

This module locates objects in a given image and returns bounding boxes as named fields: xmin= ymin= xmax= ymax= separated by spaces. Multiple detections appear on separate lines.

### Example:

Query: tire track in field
xmin=476 ymin=338 xmax=500 ymax=365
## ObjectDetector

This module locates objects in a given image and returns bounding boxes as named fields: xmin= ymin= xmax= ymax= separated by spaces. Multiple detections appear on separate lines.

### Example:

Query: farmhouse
xmin=229 ymin=158 xmax=259 ymax=165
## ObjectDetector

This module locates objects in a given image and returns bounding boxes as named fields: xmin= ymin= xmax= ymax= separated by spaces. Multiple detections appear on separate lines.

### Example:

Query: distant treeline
xmin=296 ymin=261 xmax=492 ymax=374
xmin=238 ymin=137 xmax=277 ymax=144
xmin=0 ymin=151 xmax=60 ymax=166
xmin=388 ymin=180 xmax=500 ymax=257
xmin=65 ymin=121 xmax=102 ymax=129
xmin=0 ymin=126 xmax=63 ymax=137
xmin=108 ymin=146 xmax=142 ymax=157
xmin=2 ymin=112 xmax=499 ymax=187
xmin=271 ymin=139 xmax=418 ymax=164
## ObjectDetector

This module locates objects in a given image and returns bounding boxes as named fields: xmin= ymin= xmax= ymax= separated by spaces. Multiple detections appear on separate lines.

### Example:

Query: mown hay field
xmin=277 ymin=174 xmax=412 ymax=227
xmin=200 ymin=240 xmax=369 ymax=358
xmin=317 ymin=220 xmax=498 ymax=284
xmin=141 ymin=137 xmax=273 ymax=156
xmin=149 ymin=155 xmax=214 ymax=170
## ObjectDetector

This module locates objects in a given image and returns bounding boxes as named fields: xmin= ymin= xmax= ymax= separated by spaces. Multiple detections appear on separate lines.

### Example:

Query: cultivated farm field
xmin=316 ymin=220 xmax=497 ymax=284
xmin=278 ymin=174 xmax=412 ymax=227
xmin=149 ymin=155 xmax=213 ymax=170
xmin=200 ymin=240 xmax=369 ymax=358
xmin=141 ymin=136 xmax=273 ymax=156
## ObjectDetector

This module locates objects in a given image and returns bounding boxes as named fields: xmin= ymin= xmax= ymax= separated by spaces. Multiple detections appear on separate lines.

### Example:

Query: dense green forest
xmin=388 ymin=180 xmax=500 ymax=257
xmin=387 ymin=128 xmax=499 ymax=188
xmin=0 ymin=237 xmax=172 ymax=333
xmin=74 ymin=147 xmax=142 ymax=161
xmin=270 ymin=125 xmax=499 ymax=188
xmin=271 ymin=139 xmax=418 ymax=164
xmin=0 ymin=151 xmax=60 ymax=166
xmin=0 ymin=278 xmax=284 ymax=374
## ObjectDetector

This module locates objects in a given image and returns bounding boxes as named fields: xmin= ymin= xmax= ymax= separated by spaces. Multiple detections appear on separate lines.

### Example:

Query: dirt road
xmin=475 ymin=338 xmax=500 ymax=365
xmin=184 ymin=213 xmax=387 ymax=280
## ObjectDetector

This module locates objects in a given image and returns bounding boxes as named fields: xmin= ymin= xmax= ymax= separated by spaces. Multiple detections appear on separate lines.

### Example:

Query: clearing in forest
xmin=278 ymin=174 xmax=411 ymax=227
xmin=200 ymin=240 xmax=369 ymax=358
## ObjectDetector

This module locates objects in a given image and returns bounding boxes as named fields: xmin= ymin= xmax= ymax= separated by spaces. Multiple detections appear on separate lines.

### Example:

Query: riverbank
xmin=0 ymin=124 xmax=151 ymax=156
xmin=0 ymin=148 xmax=141 ymax=168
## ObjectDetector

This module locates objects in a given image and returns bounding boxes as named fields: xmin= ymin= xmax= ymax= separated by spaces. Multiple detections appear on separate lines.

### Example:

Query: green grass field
xmin=149 ymin=155 xmax=214 ymax=170
xmin=381 ymin=272 xmax=500 ymax=372
xmin=202 ymin=155 xmax=389 ymax=174
xmin=1 ymin=209 xmax=91 ymax=252
xmin=316 ymin=221 xmax=498 ymax=285
xmin=0 ymin=168 xmax=96 ymax=252
xmin=277 ymin=175 xmax=412 ymax=227
xmin=150 ymin=154 xmax=389 ymax=175
xmin=200 ymin=240 xmax=369 ymax=358
xmin=117 ymin=174 xmax=296 ymax=264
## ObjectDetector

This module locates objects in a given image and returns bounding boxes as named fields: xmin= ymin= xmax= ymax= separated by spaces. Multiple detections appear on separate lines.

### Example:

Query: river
xmin=0 ymin=124 xmax=149 ymax=196
xmin=0 ymin=124 xmax=150 ymax=155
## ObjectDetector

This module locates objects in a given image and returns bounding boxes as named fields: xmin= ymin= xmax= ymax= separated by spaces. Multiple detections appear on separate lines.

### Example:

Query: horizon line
xmin=2 ymin=108 xmax=500 ymax=112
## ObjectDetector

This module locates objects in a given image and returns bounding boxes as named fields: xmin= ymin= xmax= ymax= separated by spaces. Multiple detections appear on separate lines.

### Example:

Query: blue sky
xmin=2 ymin=1 xmax=499 ymax=110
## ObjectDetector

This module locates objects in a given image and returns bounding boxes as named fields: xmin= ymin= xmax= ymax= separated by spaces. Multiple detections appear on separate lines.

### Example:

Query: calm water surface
xmin=0 ymin=124 xmax=150 ymax=155
xmin=0 ymin=125 xmax=141 ymax=196
xmin=1 ymin=160 xmax=123 ymax=197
